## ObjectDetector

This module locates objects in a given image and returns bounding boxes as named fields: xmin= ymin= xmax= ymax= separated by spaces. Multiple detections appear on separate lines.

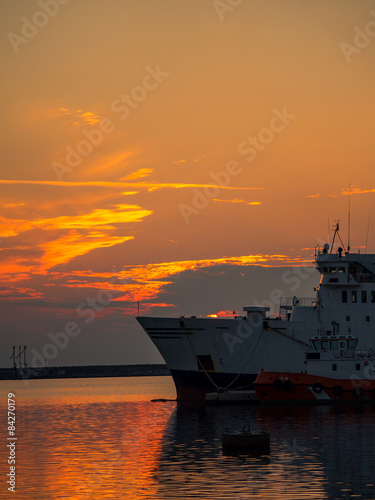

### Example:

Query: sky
xmin=1 ymin=0 xmax=375 ymax=368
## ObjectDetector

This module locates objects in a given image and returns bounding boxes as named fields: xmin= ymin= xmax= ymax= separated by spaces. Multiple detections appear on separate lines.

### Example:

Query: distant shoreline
xmin=0 ymin=364 xmax=170 ymax=380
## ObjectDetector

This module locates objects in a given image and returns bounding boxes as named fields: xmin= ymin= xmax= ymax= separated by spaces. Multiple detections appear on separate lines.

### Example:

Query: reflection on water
xmin=0 ymin=377 xmax=374 ymax=499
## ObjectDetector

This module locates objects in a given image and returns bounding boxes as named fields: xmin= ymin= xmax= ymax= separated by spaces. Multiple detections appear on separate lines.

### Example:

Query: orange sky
xmin=1 ymin=0 xmax=375 ymax=367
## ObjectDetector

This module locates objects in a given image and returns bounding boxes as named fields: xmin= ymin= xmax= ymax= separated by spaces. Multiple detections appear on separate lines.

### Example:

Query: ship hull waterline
xmin=169 ymin=369 xmax=257 ymax=401
xmin=254 ymin=371 xmax=375 ymax=405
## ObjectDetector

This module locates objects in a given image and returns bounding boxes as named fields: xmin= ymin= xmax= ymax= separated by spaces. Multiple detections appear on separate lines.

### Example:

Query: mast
xmin=347 ymin=183 xmax=351 ymax=254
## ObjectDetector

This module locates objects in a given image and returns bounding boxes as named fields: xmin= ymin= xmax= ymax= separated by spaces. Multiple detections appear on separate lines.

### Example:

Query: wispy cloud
xmin=120 ymin=168 xmax=154 ymax=181
xmin=0 ymin=179 xmax=261 ymax=192
xmin=56 ymin=253 xmax=310 ymax=304
xmin=207 ymin=310 xmax=236 ymax=317
xmin=341 ymin=187 xmax=375 ymax=195
xmin=39 ymin=232 xmax=134 ymax=272
xmin=212 ymin=198 xmax=262 ymax=205
xmin=0 ymin=205 xmax=152 ymax=237
xmin=0 ymin=204 xmax=152 ymax=276
xmin=59 ymin=106 xmax=102 ymax=126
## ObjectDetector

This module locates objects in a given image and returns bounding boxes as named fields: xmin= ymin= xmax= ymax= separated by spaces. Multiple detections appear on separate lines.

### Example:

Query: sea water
xmin=0 ymin=377 xmax=374 ymax=499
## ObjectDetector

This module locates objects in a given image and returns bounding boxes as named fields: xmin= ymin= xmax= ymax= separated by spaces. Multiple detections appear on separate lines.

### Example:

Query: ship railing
xmin=356 ymin=274 xmax=375 ymax=284
xmin=334 ymin=342 xmax=375 ymax=359
xmin=319 ymin=325 xmax=352 ymax=337
xmin=279 ymin=297 xmax=315 ymax=320
xmin=354 ymin=341 xmax=374 ymax=358
xmin=280 ymin=297 xmax=315 ymax=308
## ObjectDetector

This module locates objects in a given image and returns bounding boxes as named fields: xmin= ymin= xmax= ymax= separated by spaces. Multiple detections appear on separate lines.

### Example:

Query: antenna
xmin=365 ymin=216 xmax=371 ymax=254
xmin=347 ymin=182 xmax=351 ymax=253
xmin=10 ymin=346 xmax=16 ymax=369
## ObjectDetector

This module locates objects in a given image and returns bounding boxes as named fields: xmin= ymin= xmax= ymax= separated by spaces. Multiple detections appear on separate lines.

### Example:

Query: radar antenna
xmin=330 ymin=221 xmax=346 ymax=254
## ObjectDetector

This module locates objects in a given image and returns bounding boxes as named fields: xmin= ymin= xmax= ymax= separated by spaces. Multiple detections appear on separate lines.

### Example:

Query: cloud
xmin=39 ymin=231 xmax=134 ymax=272
xmin=0 ymin=204 xmax=152 ymax=237
xmin=212 ymin=198 xmax=262 ymax=205
xmin=0 ymin=286 xmax=44 ymax=300
xmin=59 ymin=106 xmax=102 ymax=126
xmin=0 ymin=179 xmax=262 ymax=192
xmin=207 ymin=310 xmax=237 ymax=317
xmin=56 ymin=253 xmax=310 ymax=304
xmin=341 ymin=187 xmax=375 ymax=195
xmin=120 ymin=168 xmax=154 ymax=181
xmin=0 ymin=204 xmax=152 ymax=276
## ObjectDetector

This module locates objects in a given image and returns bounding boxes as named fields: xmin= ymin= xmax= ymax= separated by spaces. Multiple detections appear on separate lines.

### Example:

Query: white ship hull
xmin=137 ymin=303 xmax=317 ymax=400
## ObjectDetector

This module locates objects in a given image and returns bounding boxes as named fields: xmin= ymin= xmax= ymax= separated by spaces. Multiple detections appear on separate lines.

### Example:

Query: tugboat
xmin=253 ymin=334 xmax=375 ymax=403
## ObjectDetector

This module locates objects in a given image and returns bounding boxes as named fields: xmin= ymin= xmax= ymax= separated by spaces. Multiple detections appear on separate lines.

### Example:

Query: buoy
xmin=222 ymin=425 xmax=270 ymax=450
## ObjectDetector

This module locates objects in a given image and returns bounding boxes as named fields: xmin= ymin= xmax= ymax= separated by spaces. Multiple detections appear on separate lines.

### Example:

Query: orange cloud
xmin=0 ymin=204 xmax=152 ymax=276
xmin=341 ymin=187 xmax=375 ymax=195
xmin=0 ymin=179 xmax=262 ymax=192
xmin=82 ymin=150 xmax=138 ymax=178
xmin=59 ymin=253 xmax=310 ymax=304
xmin=59 ymin=107 xmax=102 ymax=126
xmin=0 ymin=205 xmax=152 ymax=238
xmin=0 ymin=286 xmax=44 ymax=300
xmin=212 ymin=198 xmax=262 ymax=205
xmin=39 ymin=231 xmax=134 ymax=272
xmin=121 ymin=168 xmax=154 ymax=181
xmin=207 ymin=310 xmax=237 ymax=317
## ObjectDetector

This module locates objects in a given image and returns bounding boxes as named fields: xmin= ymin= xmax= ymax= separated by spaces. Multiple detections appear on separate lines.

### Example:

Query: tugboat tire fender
xmin=272 ymin=379 xmax=283 ymax=390
xmin=313 ymin=382 xmax=323 ymax=393
xmin=283 ymin=380 xmax=294 ymax=392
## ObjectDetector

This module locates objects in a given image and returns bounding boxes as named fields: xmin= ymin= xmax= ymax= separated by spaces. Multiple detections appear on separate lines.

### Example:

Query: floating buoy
xmin=222 ymin=425 xmax=270 ymax=449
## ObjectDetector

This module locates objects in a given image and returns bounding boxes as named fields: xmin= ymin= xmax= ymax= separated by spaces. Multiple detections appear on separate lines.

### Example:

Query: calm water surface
xmin=1 ymin=377 xmax=375 ymax=499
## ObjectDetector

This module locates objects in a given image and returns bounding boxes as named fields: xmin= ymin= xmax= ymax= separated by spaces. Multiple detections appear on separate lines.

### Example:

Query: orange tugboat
xmin=254 ymin=334 xmax=375 ymax=403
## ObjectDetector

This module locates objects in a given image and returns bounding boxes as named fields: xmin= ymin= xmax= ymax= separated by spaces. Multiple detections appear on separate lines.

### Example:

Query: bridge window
xmin=338 ymin=267 xmax=345 ymax=273
xmin=330 ymin=340 xmax=338 ymax=350
xmin=351 ymin=291 xmax=357 ymax=303
xmin=372 ymin=291 xmax=375 ymax=303
xmin=362 ymin=291 xmax=367 ymax=303
xmin=321 ymin=340 xmax=328 ymax=350
xmin=347 ymin=339 xmax=356 ymax=350
xmin=329 ymin=267 xmax=337 ymax=273
xmin=312 ymin=340 xmax=320 ymax=350
xmin=342 ymin=291 xmax=347 ymax=303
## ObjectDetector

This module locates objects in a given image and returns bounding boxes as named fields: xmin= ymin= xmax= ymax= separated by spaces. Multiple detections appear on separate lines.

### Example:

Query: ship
xmin=136 ymin=224 xmax=375 ymax=400
xmin=253 ymin=334 xmax=375 ymax=403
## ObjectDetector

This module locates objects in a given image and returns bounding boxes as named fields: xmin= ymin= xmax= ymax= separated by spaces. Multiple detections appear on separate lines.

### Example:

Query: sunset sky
xmin=1 ymin=0 xmax=375 ymax=368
